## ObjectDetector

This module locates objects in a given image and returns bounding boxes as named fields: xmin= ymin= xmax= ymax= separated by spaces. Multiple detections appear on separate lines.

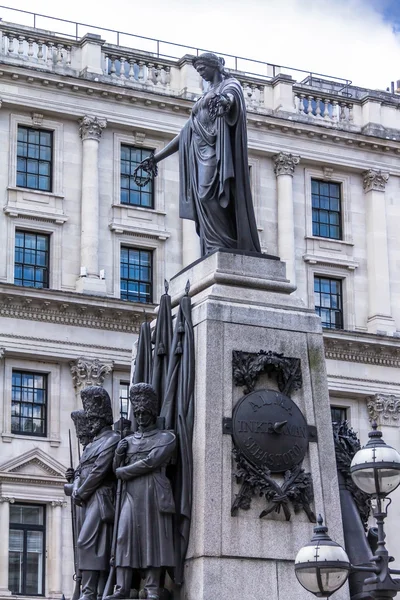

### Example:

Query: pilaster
xmin=76 ymin=115 xmax=107 ymax=296
xmin=48 ymin=501 xmax=65 ymax=599
xmin=362 ymin=169 xmax=395 ymax=334
xmin=0 ymin=496 xmax=14 ymax=596
xmin=273 ymin=152 xmax=300 ymax=285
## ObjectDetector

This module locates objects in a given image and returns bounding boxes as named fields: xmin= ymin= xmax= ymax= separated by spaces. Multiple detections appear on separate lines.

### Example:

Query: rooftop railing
xmin=0 ymin=4 xmax=352 ymax=92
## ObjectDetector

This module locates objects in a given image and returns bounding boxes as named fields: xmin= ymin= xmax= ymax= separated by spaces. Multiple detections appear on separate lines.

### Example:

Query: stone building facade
xmin=0 ymin=10 xmax=400 ymax=599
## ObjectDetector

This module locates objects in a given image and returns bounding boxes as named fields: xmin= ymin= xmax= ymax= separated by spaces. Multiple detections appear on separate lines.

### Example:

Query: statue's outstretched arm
xmin=134 ymin=132 xmax=181 ymax=186
xmin=153 ymin=133 xmax=180 ymax=164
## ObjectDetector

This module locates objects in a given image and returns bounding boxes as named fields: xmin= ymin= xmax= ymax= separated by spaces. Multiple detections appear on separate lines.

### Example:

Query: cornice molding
xmin=366 ymin=393 xmax=400 ymax=426
xmin=0 ymin=284 xmax=153 ymax=333
xmin=324 ymin=335 xmax=400 ymax=367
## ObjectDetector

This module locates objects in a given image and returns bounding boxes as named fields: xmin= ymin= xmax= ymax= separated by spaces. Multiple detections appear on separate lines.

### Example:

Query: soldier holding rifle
xmin=70 ymin=386 xmax=120 ymax=600
xmin=105 ymin=383 xmax=176 ymax=600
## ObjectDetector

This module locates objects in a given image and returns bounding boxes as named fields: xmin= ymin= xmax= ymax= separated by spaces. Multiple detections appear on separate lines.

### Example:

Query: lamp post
xmin=295 ymin=422 xmax=400 ymax=600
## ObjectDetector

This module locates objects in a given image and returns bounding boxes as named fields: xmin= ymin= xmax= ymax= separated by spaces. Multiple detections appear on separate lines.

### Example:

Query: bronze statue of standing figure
xmin=136 ymin=52 xmax=261 ymax=257
xmin=105 ymin=383 xmax=176 ymax=600
xmin=72 ymin=387 xmax=120 ymax=600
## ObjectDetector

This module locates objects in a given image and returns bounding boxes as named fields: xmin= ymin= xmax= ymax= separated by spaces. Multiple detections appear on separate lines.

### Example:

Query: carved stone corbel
xmin=69 ymin=357 xmax=113 ymax=393
xmin=79 ymin=115 xmax=107 ymax=141
xmin=366 ymin=393 xmax=400 ymax=426
xmin=362 ymin=169 xmax=389 ymax=193
xmin=273 ymin=152 xmax=300 ymax=177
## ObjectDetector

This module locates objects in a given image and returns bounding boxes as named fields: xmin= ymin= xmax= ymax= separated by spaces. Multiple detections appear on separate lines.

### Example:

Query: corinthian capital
xmin=79 ymin=115 xmax=107 ymax=141
xmin=70 ymin=357 xmax=113 ymax=393
xmin=366 ymin=393 xmax=400 ymax=426
xmin=273 ymin=152 xmax=300 ymax=176
xmin=0 ymin=348 xmax=5 ymax=360
xmin=362 ymin=169 xmax=389 ymax=193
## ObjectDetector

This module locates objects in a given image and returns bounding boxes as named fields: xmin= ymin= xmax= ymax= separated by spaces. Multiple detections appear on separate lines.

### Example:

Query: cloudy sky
xmin=3 ymin=0 xmax=400 ymax=91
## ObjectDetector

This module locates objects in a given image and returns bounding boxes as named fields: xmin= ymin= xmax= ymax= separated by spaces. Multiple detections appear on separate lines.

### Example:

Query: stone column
xmin=76 ymin=115 xmax=107 ymax=296
xmin=0 ymin=496 xmax=14 ymax=595
xmin=48 ymin=501 xmax=64 ymax=599
xmin=273 ymin=152 xmax=300 ymax=285
xmin=362 ymin=169 xmax=395 ymax=334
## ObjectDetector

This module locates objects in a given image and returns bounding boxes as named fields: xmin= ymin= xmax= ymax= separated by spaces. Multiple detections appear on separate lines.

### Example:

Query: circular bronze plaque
xmin=232 ymin=389 xmax=309 ymax=473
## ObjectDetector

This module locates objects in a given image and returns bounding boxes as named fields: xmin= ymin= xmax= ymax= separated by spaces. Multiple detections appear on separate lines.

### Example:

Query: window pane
xmin=11 ymin=371 xmax=47 ymax=436
xmin=9 ymin=530 xmax=23 ymax=594
xmin=14 ymin=231 xmax=49 ymax=289
xmin=119 ymin=145 xmax=154 ymax=208
xmin=16 ymin=127 xmax=52 ymax=192
xmin=10 ymin=505 xmax=44 ymax=526
xmin=9 ymin=508 xmax=45 ymax=597
xmin=311 ymin=179 xmax=342 ymax=240
xmin=314 ymin=276 xmax=343 ymax=330
xmin=120 ymin=247 xmax=152 ymax=303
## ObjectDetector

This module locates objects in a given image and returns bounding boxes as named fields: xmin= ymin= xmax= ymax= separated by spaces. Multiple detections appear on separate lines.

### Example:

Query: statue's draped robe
xmin=76 ymin=428 xmax=119 ymax=571
xmin=179 ymin=77 xmax=261 ymax=256
xmin=115 ymin=428 xmax=176 ymax=569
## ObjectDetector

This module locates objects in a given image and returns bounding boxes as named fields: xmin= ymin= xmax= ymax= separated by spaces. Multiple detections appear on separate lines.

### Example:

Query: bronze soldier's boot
xmin=80 ymin=570 xmax=100 ymax=600
xmin=104 ymin=567 xmax=132 ymax=600
xmin=143 ymin=568 xmax=161 ymax=600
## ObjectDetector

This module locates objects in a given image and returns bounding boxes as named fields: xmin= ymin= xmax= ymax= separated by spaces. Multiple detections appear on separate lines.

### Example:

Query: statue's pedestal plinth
xmin=169 ymin=250 xmax=348 ymax=600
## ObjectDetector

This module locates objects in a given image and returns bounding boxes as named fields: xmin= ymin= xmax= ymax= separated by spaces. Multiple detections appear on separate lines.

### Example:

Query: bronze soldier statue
xmin=106 ymin=383 xmax=176 ymax=600
xmin=65 ymin=410 xmax=95 ymax=600
xmin=72 ymin=386 xmax=120 ymax=600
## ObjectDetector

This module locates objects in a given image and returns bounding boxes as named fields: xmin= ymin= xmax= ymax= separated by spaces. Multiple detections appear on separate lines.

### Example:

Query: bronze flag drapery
xmin=131 ymin=282 xmax=195 ymax=586
xmin=160 ymin=286 xmax=195 ymax=585
xmin=151 ymin=281 xmax=173 ymax=414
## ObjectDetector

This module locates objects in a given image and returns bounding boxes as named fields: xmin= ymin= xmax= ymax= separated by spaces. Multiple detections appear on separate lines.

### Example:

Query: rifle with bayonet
xmin=68 ymin=429 xmax=82 ymax=600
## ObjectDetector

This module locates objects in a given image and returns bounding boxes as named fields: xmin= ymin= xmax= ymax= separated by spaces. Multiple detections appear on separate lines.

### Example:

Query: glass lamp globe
xmin=295 ymin=515 xmax=350 ymax=598
xmin=350 ymin=422 xmax=400 ymax=497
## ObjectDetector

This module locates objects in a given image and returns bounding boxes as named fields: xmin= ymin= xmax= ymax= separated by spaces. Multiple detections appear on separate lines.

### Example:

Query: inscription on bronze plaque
xmin=232 ymin=389 xmax=309 ymax=473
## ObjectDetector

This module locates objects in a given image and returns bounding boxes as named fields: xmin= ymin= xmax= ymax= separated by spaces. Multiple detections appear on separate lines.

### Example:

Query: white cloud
xmin=4 ymin=0 xmax=400 ymax=90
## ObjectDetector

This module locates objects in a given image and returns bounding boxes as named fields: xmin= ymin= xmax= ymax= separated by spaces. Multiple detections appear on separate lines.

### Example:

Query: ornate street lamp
xmin=295 ymin=516 xmax=351 ymax=597
xmin=295 ymin=423 xmax=400 ymax=600
xmin=350 ymin=422 xmax=400 ymax=497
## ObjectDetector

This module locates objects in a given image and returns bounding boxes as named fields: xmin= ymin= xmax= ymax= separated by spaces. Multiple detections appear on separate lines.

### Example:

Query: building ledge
xmin=323 ymin=329 xmax=400 ymax=367
xmin=0 ymin=283 xmax=155 ymax=333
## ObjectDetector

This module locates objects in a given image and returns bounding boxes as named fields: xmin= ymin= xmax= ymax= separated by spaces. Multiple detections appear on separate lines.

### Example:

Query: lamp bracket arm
xmin=350 ymin=564 xmax=380 ymax=574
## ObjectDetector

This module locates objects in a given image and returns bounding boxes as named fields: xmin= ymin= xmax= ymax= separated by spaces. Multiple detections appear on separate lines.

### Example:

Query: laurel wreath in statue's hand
xmin=133 ymin=153 xmax=158 ymax=188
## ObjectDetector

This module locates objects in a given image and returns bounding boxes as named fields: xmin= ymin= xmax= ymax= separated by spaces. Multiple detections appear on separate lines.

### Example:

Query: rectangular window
xmin=17 ymin=126 xmax=53 ymax=192
xmin=119 ymin=381 xmax=130 ymax=419
xmin=314 ymin=276 xmax=343 ymax=329
xmin=311 ymin=179 xmax=342 ymax=240
xmin=11 ymin=371 xmax=48 ymax=437
xmin=331 ymin=406 xmax=347 ymax=423
xmin=120 ymin=145 xmax=154 ymax=208
xmin=9 ymin=504 xmax=45 ymax=596
xmin=120 ymin=247 xmax=152 ymax=303
xmin=14 ymin=230 xmax=50 ymax=289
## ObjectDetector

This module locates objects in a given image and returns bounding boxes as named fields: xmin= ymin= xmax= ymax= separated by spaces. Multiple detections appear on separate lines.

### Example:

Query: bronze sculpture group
xmin=66 ymin=384 xmax=175 ymax=600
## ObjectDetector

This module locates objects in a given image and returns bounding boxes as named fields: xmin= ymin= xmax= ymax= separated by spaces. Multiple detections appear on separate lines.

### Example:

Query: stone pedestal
xmin=169 ymin=250 xmax=347 ymax=600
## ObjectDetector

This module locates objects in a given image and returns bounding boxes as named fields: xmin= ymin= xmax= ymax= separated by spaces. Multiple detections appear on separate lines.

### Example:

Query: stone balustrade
xmin=2 ymin=18 xmax=400 ymax=135
xmin=103 ymin=51 xmax=172 ymax=90
xmin=293 ymin=90 xmax=354 ymax=124
xmin=0 ymin=24 xmax=75 ymax=70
